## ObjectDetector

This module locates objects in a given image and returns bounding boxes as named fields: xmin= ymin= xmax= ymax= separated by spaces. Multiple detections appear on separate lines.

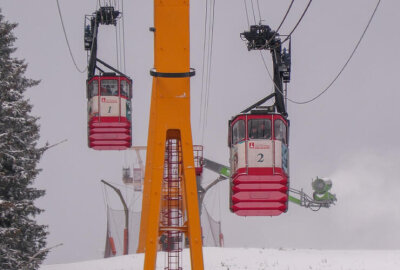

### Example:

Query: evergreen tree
xmin=0 ymin=10 xmax=48 ymax=270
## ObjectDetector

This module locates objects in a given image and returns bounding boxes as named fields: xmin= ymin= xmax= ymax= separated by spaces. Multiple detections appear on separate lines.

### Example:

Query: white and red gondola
xmin=87 ymin=74 xmax=132 ymax=150
xmin=229 ymin=109 xmax=289 ymax=216
xmin=84 ymin=6 xmax=133 ymax=150
xmin=229 ymin=23 xmax=292 ymax=216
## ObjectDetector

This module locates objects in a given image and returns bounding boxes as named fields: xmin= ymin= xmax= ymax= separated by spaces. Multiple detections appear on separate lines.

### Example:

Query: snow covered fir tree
xmin=0 ymin=10 xmax=48 ymax=270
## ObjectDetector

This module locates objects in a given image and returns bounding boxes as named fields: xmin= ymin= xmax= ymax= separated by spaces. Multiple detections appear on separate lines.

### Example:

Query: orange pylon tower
xmin=137 ymin=0 xmax=204 ymax=269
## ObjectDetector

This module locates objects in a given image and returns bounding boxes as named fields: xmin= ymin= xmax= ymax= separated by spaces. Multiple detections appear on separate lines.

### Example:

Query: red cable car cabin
xmin=193 ymin=145 xmax=204 ymax=176
xmin=228 ymin=111 xmax=289 ymax=216
xmin=87 ymin=74 xmax=132 ymax=150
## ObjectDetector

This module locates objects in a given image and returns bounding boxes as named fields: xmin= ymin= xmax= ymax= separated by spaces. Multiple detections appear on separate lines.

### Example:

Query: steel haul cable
xmin=199 ymin=0 xmax=216 ymax=145
xmin=243 ymin=0 xmax=250 ymax=28
xmin=275 ymin=0 xmax=295 ymax=35
xmin=256 ymin=0 xmax=262 ymax=23
xmin=263 ymin=0 xmax=295 ymax=47
xmin=199 ymin=0 xmax=209 ymax=133
xmin=288 ymin=0 xmax=382 ymax=104
xmin=274 ymin=0 xmax=313 ymax=48
xmin=56 ymin=0 xmax=87 ymax=73
xmin=202 ymin=0 xmax=216 ymax=144
xmin=249 ymin=0 xmax=257 ymax=24
xmin=115 ymin=17 xmax=120 ymax=70
xmin=258 ymin=0 xmax=381 ymax=105
xmin=121 ymin=0 xmax=126 ymax=72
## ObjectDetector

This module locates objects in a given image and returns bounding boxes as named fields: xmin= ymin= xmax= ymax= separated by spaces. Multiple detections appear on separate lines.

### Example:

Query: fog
xmin=1 ymin=0 xmax=399 ymax=264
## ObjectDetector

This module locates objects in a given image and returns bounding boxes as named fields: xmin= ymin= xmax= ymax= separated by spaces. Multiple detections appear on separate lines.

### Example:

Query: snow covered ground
xmin=41 ymin=247 xmax=400 ymax=270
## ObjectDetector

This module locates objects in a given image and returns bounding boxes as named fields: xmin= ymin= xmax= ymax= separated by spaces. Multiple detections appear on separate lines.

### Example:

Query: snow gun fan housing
xmin=312 ymin=177 xmax=337 ymax=203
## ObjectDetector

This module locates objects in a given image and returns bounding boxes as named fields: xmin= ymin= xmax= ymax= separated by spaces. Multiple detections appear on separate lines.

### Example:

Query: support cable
xmin=199 ymin=0 xmax=209 ymax=132
xmin=101 ymin=183 xmax=109 ymax=211
xmin=249 ymin=0 xmax=257 ymax=24
xmin=263 ymin=0 xmax=294 ymax=49
xmin=259 ymin=51 xmax=278 ymax=92
xmin=115 ymin=21 xmax=120 ymax=70
xmin=56 ymin=0 xmax=87 ymax=73
xmin=201 ymin=0 xmax=216 ymax=144
xmin=208 ymin=188 xmax=219 ymax=243
xmin=243 ymin=0 xmax=250 ymax=28
xmin=288 ymin=0 xmax=381 ymax=104
xmin=104 ymin=180 xmax=135 ymax=190
xmin=119 ymin=16 xmax=123 ymax=72
xmin=275 ymin=0 xmax=295 ymax=34
xmin=109 ymin=207 xmax=123 ymax=252
xmin=259 ymin=0 xmax=381 ymax=105
xmin=121 ymin=0 xmax=126 ymax=72
xmin=117 ymin=0 xmax=123 ymax=72
xmin=203 ymin=0 xmax=214 ymax=136
xmin=277 ymin=0 xmax=313 ymax=47
xmin=256 ymin=0 xmax=262 ymax=23
xmin=199 ymin=0 xmax=216 ymax=145
xmin=217 ymin=178 xmax=222 ymax=227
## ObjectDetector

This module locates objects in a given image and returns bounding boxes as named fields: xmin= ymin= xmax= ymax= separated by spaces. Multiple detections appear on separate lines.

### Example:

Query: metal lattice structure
xmin=161 ymin=139 xmax=184 ymax=269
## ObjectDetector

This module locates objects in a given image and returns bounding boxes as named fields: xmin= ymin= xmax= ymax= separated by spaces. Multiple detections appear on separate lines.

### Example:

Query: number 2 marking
xmin=257 ymin=153 xmax=264 ymax=162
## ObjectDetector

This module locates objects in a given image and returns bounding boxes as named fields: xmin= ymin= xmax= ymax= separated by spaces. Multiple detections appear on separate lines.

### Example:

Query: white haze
xmin=1 ymin=0 xmax=400 ymax=264
xmin=327 ymin=150 xmax=400 ymax=249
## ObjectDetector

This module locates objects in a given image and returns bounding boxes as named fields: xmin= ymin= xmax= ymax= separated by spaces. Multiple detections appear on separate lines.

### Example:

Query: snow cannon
xmin=312 ymin=177 xmax=337 ymax=203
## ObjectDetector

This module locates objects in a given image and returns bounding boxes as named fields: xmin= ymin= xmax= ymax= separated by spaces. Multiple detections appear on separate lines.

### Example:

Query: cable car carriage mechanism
xmin=85 ymin=5 xmax=132 ymax=150
xmin=229 ymin=24 xmax=292 ymax=216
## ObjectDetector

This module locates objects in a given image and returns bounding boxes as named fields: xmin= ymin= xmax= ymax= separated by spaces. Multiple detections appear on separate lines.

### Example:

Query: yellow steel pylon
xmin=137 ymin=0 xmax=204 ymax=269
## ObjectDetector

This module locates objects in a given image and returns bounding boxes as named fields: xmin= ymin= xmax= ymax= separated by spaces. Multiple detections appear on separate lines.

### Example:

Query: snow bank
xmin=41 ymin=247 xmax=400 ymax=270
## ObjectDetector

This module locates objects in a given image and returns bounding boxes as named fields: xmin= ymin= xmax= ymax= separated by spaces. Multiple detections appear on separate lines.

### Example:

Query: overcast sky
xmin=2 ymin=0 xmax=400 ymax=265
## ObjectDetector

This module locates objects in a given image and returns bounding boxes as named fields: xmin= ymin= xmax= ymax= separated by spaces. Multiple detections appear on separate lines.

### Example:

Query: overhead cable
xmin=199 ymin=0 xmax=216 ymax=144
xmin=259 ymin=0 xmax=381 ymax=105
xmin=118 ymin=1 xmax=124 ymax=72
xmin=256 ymin=0 xmax=262 ymax=23
xmin=249 ymin=0 xmax=257 ymax=24
xmin=243 ymin=0 xmax=250 ymax=28
xmin=201 ymin=0 xmax=216 ymax=144
xmin=259 ymin=51 xmax=282 ymax=96
xmin=289 ymin=0 xmax=382 ymax=104
xmin=115 ymin=0 xmax=124 ymax=71
xmin=121 ymin=0 xmax=126 ymax=72
xmin=56 ymin=0 xmax=87 ymax=73
xmin=278 ymin=0 xmax=313 ymax=46
xmin=115 ymin=20 xmax=120 ymax=70
xmin=275 ymin=0 xmax=295 ymax=34
xmin=266 ymin=0 xmax=295 ymax=48
xmin=199 ymin=0 xmax=209 ymax=131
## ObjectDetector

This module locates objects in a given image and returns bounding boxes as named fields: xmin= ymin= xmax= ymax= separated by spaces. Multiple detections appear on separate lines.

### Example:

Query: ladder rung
xmin=159 ymin=226 xmax=187 ymax=233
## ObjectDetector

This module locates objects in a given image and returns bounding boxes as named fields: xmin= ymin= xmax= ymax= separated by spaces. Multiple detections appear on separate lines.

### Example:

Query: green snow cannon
xmin=312 ymin=177 xmax=337 ymax=203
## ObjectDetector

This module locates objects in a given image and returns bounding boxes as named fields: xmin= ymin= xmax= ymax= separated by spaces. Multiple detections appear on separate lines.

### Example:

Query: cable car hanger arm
xmin=85 ymin=6 xmax=126 ymax=79
xmin=95 ymin=65 xmax=105 ymax=74
xmin=240 ymin=24 xmax=291 ymax=116
xmin=241 ymin=93 xmax=275 ymax=114
xmin=96 ymin=58 xmax=130 ymax=78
